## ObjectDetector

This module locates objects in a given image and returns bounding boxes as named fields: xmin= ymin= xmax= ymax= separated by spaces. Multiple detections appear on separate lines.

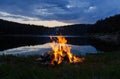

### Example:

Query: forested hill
xmin=0 ymin=19 xmax=91 ymax=35
xmin=54 ymin=24 xmax=91 ymax=35
xmin=89 ymin=14 xmax=120 ymax=33
xmin=0 ymin=19 xmax=49 ymax=35
xmin=1 ymin=14 xmax=120 ymax=35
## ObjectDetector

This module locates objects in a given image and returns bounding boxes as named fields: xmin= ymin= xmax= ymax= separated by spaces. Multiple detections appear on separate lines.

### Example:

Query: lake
xmin=0 ymin=35 xmax=93 ymax=51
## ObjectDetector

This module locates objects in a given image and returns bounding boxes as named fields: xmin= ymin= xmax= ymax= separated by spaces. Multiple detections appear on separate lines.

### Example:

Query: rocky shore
xmin=89 ymin=33 xmax=120 ymax=51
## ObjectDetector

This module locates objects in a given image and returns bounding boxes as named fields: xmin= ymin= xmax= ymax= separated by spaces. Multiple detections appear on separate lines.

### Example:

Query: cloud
xmin=66 ymin=0 xmax=90 ymax=8
xmin=33 ymin=8 xmax=54 ymax=16
xmin=0 ymin=0 xmax=120 ymax=26
xmin=0 ymin=11 xmax=71 ymax=27
xmin=84 ymin=6 xmax=97 ymax=13
xmin=0 ymin=11 xmax=39 ymax=21
xmin=0 ymin=11 xmax=11 ymax=16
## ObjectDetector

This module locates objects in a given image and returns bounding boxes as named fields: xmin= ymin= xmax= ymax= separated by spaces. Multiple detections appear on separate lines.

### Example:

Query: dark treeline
xmin=0 ymin=19 xmax=91 ymax=35
xmin=54 ymin=24 xmax=91 ymax=35
xmin=87 ymin=14 xmax=120 ymax=51
xmin=1 ymin=14 xmax=120 ymax=35
xmin=89 ymin=14 xmax=120 ymax=34
xmin=0 ymin=19 xmax=50 ymax=35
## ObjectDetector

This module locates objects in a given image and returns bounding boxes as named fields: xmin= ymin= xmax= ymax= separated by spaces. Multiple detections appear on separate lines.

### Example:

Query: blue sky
xmin=0 ymin=0 xmax=120 ymax=27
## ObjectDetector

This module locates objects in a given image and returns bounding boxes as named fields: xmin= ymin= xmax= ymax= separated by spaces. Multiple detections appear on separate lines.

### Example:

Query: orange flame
xmin=50 ymin=35 xmax=83 ymax=65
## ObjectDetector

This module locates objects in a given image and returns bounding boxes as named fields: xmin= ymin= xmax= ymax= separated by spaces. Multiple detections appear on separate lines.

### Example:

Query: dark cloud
xmin=0 ymin=0 xmax=120 ymax=24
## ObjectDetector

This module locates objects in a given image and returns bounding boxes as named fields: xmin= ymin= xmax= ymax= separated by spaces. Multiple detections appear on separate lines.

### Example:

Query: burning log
xmin=36 ymin=51 xmax=83 ymax=66
xmin=36 ymin=35 xmax=84 ymax=66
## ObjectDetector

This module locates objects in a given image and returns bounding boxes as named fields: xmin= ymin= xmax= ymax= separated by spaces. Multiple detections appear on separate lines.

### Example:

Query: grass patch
xmin=0 ymin=51 xmax=120 ymax=79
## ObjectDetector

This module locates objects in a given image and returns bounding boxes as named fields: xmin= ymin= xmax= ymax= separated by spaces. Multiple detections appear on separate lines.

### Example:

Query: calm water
xmin=0 ymin=35 xmax=92 ymax=51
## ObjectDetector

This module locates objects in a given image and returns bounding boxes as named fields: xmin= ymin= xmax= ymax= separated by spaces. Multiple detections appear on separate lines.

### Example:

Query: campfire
xmin=37 ymin=35 xmax=83 ymax=66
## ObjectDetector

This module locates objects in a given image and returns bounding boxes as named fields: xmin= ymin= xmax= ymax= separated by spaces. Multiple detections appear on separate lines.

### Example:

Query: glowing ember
xmin=50 ymin=35 xmax=83 ymax=65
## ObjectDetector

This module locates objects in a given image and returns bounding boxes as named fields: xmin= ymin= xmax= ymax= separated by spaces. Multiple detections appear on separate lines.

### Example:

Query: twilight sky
xmin=0 ymin=0 xmax=120 ymax=27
